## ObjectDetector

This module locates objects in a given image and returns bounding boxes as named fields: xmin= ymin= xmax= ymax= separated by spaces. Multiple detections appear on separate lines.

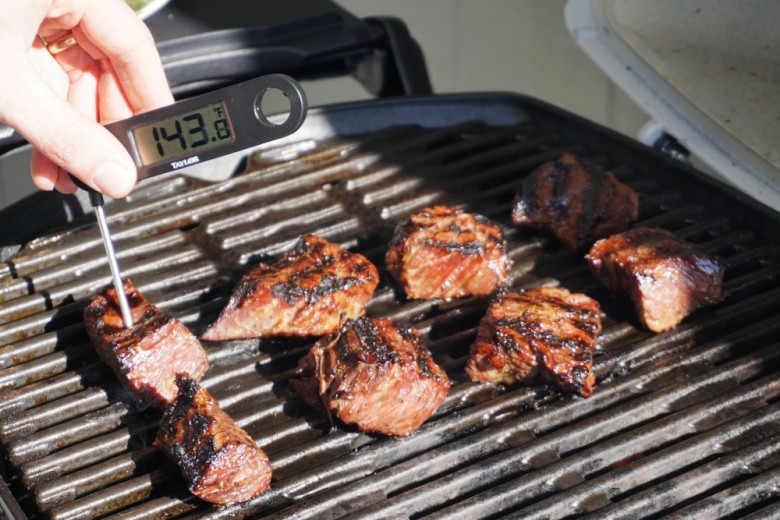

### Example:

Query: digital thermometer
xmin=105 ymin=73 xmax=308 ymax=180
xmin=76 ymin=74 xmax=308 ymax=328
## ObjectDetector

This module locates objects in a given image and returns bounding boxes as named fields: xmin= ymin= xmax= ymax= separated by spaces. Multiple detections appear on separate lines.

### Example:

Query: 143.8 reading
xmin=131 ymin=102 xmax=235 ymax=166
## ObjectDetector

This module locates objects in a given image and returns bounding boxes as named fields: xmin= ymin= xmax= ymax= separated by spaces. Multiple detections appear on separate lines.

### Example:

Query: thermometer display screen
xmin=130 ymin=102 xmax=235 ymax=166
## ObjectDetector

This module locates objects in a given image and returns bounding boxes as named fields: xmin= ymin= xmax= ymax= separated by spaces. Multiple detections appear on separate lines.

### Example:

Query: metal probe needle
xmin=68 ymin=173 xmax=134 ymax=329
xmin=94 ymin=205 xmax=134 ymax=328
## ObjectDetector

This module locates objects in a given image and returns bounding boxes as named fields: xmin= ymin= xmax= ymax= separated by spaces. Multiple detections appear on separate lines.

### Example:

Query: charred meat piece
xmin=202 ymin=235 xmax=379 ymax=341
xmin=586 ymin=226 xmax=725 ymax=332
xmin=512 ymin=153 xmax=639 ymax=248
xmin=386 ymin=206 xmax=511 ymax=300
xmin=84 ymin=279 xmax=209 ymax=408
xmin=465 ymin=287 xmax=601 ymax=397
xmin=155 ymin=376 xmax=272 ymax=505
xmin=290 ymin=317 xmax=451 ymax=436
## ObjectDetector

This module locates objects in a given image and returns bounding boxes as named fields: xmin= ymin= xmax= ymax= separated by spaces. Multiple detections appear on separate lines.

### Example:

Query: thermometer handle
xmin=68 ymin=173 xmax=104 ymax=208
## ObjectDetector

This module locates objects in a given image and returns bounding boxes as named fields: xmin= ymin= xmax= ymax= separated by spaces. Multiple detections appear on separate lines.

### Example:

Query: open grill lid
xmin=566 ymin=0 xmax=780 ymax=211
xmin=0 ymin=93 xmax=779 ymax=519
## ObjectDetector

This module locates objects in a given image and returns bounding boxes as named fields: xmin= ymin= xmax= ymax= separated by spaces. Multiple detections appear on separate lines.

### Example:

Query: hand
xmin=0 ymin=0 xmax=173 ymax=198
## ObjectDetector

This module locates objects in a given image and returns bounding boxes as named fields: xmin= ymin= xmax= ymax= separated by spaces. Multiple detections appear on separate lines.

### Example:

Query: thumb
xmin=4 ymin=63 xmax=137 ymax=198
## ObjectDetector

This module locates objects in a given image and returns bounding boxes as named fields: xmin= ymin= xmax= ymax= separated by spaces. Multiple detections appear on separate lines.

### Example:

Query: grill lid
xmin=566 ymin=0 xmax=780 ymax=211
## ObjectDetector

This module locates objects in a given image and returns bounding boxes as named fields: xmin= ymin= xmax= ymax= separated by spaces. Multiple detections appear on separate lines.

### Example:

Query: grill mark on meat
xmin=493 ymin=319 xmax=595 ymax=356
xmin=505 ymin=292 xmax=602 ymax=335
xmin=290 ymin=317 xmax=451 ymax=436
xmin=203 ymin=235 xmax=379 ymax=340
xmin=222 ymin=276 xmax=260 ymax=313
xmin=420 ymin=239 xmax=484 ymax=254
xmin=396 ymin=324 xmax=441 ymax=379
xmin=348 ymin=316 xmax=401 ymax=365
xmin=551 ymin=158 xmax=571 ymax=203
xmin=466 ymin=287 xmax=601 ymax=397
xmin=272 ymin=275 xmax=364 ymax=306
xmin=271 ymin=281 xmax=307 ymax=306
xmin=575 ymin=164 xmax=606 ymax=245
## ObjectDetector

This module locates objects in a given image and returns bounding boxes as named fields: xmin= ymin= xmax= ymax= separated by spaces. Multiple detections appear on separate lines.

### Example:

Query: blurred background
xmin=327 ymin=0 xmax=647 ymax=134
xmin=0 ymin=0 xmax=648 ymax=210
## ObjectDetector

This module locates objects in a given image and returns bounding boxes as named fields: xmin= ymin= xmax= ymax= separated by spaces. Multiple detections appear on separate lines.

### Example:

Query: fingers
xmin=2 ymin=0 xmax=172 ymax=199
xmin=30 ymin=149 xmax=58 ymax=191
xmin=26 ymin=31 xmax=124 ymax=196
xmin=6 ymin=62 xmax=137 ymax=198
xmin=49 ymin=40 xmax=101 ymax=122
xmin=38 ymin=0 xmax=172 ymax=117
xmin=46 ymin=47 xmax=100 ymax=194
xmin=75 ymin=0 xmax=173 ymax=115
xmin=98 ymin=67 xmax=135 ymax=124
xmin=31 ymin=150 xmax=78 ymax=194
xmin=26 ymin=38 xmax=68 ymax=193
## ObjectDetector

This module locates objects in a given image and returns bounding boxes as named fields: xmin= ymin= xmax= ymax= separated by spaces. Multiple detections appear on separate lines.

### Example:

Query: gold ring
xmin=40 ymin=32 xmax=78 ymax=55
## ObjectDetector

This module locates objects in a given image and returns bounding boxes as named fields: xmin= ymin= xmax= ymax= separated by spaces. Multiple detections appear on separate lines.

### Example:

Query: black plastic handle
xmin=67 ymin=174 xmax=104 ymax=207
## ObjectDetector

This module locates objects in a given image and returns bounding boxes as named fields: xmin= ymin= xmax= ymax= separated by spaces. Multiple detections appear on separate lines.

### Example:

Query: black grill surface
xmin=1 ymin=94 xmax=779 ymax=519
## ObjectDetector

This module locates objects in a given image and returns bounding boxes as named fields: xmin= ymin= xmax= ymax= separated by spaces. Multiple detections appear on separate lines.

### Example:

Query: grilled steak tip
xmin=512 ymin=153 xmax=639 ymax=248
xmin=465 ymin=286 xmax=601 ymax=397
xmin=84 ymin=279 xmax=209 ymax=408
xmin=586 ymin=226 xmax=725 ymax=332
xmin=202 ymin=234 xmax=379 ymax=341
xmin=156 ymin=376 xmax=272 ymax=505
xmin=386 ymin=205 xmax=511 ymax=300
xmin=290 ymin=316 xmax=451 ymax=437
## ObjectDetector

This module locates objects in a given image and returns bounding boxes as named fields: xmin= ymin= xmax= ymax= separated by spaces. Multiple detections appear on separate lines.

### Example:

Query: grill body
xmin=0 ymin=94 xmax=779 ymax=519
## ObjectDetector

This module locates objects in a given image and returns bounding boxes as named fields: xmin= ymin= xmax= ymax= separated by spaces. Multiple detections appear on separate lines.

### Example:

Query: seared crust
xmin=84 ymin=279 xmax=209 ymax=408
xmin=155 ymin=376 xmax=272 ymax=505
xmin=386 ymin=206 xmax=511 ymax=300
xmin=290 ymin=317 xmax=451 ymax=436
xmin=586 ymin=226 xmax=725 ymax=332
xmin=465 ymin=287 xmax=601 ymax=397
xmin=512 ymin=153 xmax=639 ymax=248
xmin=202 ymin=235 xmax=379 ymax=341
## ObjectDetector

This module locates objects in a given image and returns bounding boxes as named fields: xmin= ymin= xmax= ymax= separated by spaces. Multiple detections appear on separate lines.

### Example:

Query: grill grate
xmin=1 ymin=97 xmax=779 ymax=519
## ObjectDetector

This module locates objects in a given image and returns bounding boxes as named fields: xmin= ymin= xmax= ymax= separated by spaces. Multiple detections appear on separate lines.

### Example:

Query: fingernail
xmin=93 ymin=162 xmax=135 ymax=197
xmin=36 ymin=176 xmax=55 ymax=191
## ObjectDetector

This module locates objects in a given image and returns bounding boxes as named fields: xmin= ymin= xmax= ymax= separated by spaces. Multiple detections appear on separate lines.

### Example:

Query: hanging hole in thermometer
xmin=255 ymin=87 xmax=293 ymax=127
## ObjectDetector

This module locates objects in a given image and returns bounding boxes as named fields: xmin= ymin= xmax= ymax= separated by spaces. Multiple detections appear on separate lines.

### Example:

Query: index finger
xmin=70 ymin=0 xmax=173 ymax=114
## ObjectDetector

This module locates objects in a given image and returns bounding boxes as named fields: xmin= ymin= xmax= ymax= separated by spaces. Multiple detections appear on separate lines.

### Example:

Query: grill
xmin=1 ymin=92 xmax=779 ymax=519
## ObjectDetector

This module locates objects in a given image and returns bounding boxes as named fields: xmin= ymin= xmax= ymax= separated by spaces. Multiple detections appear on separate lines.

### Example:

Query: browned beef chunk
xmin=155 ymin=376 xmax=272 ymax=505
xmin=465 ymin=287 xmax=601 ymax=397
xmin=290 ymin=317 xmax=451 ymax=436
xmin=84 ymin=279 xmax=209 ymax=408
xmin=202 ymin=235 xmax=379 ymax=341
xmin=586 ymin=226 xmax=725 ymax=332
xmin=512 ymin=153 xmax=639 ymax=248
xmin=386 ymin=205 xmax=511 ymax=300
